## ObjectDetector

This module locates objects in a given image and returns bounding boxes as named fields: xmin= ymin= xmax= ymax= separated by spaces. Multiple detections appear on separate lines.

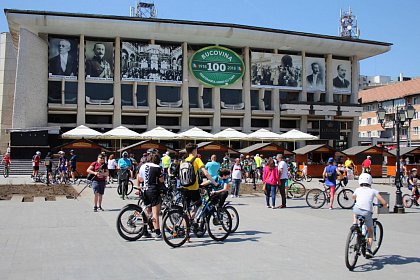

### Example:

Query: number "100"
xmin=207 ymin=63 xmax=226 ymax=72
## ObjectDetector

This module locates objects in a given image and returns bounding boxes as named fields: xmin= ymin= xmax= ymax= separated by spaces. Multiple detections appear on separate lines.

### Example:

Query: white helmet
xmin=36 ymin=151 xmax=41 ymax=155
xmin=358 ymin=173 xmax=373 ymax=186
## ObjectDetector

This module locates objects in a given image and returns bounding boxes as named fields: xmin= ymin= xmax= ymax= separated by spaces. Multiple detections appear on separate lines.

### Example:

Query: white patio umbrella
xmin=98 ymin=126 xmax=142 ymax=151
xmin=213 ymin=128 xmax=247 ymax=147
xmin=61 ymin=125 xmax=102 ymax=139
xmin=278 ymin=129 xmax=319 ymax=150
xmin=140 ymin=126 xmax=177 ymax=141
xmin=176 ymin=127 xmax=215 ymax=143
xmin=245 ymin=128 xmax=283 ymax=142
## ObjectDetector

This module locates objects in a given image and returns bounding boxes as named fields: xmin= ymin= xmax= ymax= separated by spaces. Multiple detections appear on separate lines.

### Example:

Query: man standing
xmin=333 ymin=64 xmax=350 ymax=88
xmin=48 ymin=39 xmax=77 ymax=76
xmin=69 ymin=150 xmax=77 ymax=183
xmin=306 ymin=62 xmax=323 ymax=89
xmin=87 ymin=154 xmax=109 ymax=212
xmin=362 ymin=155 xmax=372 ymax=174
xmin=86 ymin=42 xmax=113 ymax=78
xmin=32 ymin=151 xmax=41 ymax=179
xmin=231 ymin=158 xmax=242 ymax=198
xmin=276 ymin=154 xmax=288 ymax=208
xmin=205 ymin=154 xmax=220 ymax=179
xmin=162 ymin=151 xmax=171 ymax=184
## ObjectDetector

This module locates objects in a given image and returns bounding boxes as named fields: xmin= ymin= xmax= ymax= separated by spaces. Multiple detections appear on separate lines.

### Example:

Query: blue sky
xmin=1 ymin=0 xmax=419 ymax=77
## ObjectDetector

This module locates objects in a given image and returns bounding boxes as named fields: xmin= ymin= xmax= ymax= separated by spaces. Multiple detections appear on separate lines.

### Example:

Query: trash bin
xmin=375 ymin=192 xmax=390 ymax=214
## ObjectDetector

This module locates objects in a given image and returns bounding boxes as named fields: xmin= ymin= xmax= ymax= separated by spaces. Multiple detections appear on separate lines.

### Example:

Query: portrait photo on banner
xmin=121 ymin=42 xmax=183 ymax=83
xmin=332 ymin=59 xmax=352 ymax=93
xmin=85 ymin=40 xmax=114 ymax=81
xmin=251 ymin=52 xmax=302 ymax=90
xmin=48 ymin=37 xmax=79 ymax=79
xmin=305 ymin=57 xmax=326 ymax=92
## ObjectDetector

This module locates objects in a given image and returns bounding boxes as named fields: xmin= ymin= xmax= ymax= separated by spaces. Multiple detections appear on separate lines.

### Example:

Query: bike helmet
xmin=147 ymin=148 xmax=158 ymax=154
xmin=358 ymin=173 xmax=373 ymax=186
xmin=122 ymin=151 xmax=128 ymax=157
xmin=36 ymin=151 xmax=41 ymax=155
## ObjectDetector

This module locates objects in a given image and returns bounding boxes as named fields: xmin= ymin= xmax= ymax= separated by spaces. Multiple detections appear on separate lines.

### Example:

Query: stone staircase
xmin=0 ymin=156 xmax=52 ymax=176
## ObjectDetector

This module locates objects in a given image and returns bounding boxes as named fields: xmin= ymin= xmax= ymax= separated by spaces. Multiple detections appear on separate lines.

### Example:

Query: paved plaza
xmin=0 ymin=176 xmax=419 ymax=279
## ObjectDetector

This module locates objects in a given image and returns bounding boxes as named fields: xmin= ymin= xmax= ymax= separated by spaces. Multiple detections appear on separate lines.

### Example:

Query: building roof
xmin=359 ymin=78 xmax=420 ymax=104
xmin=293 ymin=144 xmax=326 ymax=154
xmin=117 ymin=140 xmax=175 ymax=153
xmin=239 ymin=143 xmax=293 ymax=155
xmin=342 ymin=145 xmax=393 ymax=156
xmin=389 ymin=147 xmax=420 ymax=156
xmin=5 ymin=9 xmax=391 ymax=60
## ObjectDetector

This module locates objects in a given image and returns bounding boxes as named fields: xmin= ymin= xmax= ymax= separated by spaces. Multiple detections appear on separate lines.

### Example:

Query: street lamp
xmin=377 ymin=104 xmax=415 ymax=214
xmin=406 ymin=104 xmax=415 ymax=147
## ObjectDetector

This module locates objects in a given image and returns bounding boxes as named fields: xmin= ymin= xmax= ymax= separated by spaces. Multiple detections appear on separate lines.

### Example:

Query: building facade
xmin=1 ymin=9 xmax=391 ymax=153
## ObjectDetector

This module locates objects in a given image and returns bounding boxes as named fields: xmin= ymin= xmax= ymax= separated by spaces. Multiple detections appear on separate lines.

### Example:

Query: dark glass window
xmin=121 ymin=84 xmax=133 ymax=106
xmin=64 ymin=82 xmax=77 ymax=104
xmin=264 ymin=90 xmax=272 ymax=110
xmin=333 ymin=94 xmax=351 ymax=104
xmin=221 ymin=89 xmax=242 ymax=105
xmin=156 ymin=116 xmax=179 ymax=126
xmin=122 ymin=116 xmax=146 ymax=125
xmin=190 ymin=118 xmax=210 ymax=126
xmin=137 ymin=85 xmax=148 ymax=106
xmin=279 ymin=92 xmax=299 ymax=103
xmin=203 ymin=88 xmax=212 ymax=108
xmin=85 ymin=83 xmax=113 ymax=103
xmin=85 ymin=115 xmax=112 ymax=124
xmin=251 ymin=90 xmax=259 ymax=110
xmin=251 ymin=119 xmax=269 ymax=127
xmin=281 ymin=119 xmax=297 ymax=128
xmin=189 ymin=87 xmax=199 ymax=108
xmin=221 ymin=118 xmax=241 ymax=127
xmin=48 ymin=81 xmax=61 ymax=103
xmin=156 ymin=86 xmax=181 ymax=102
xmin=48 ymin=114 xmax=77 ymax=123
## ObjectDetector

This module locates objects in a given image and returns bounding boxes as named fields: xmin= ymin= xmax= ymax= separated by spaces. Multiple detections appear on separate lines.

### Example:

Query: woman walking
xmin=263 ymin=158 xmax=279 ymax=208
xmin=107 ymin=154 xmax=117 ymax=183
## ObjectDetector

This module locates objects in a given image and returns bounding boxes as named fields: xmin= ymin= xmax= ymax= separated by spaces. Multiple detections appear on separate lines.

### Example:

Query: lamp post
xmin=377 ymin=104 xmax=415 ymax=214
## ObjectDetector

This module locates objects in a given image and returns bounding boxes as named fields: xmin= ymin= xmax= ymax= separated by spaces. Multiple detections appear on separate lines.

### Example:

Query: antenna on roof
xmin=130 ymin=1 xmax=157 ymax=18
xmin=339 ymin=7 xmax=360 ymax=38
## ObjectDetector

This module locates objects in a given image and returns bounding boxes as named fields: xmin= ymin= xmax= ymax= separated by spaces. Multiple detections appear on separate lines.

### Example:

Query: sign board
xmin=320 ymin=120 xmax=340 ymax=140
xmin=189 ymin=46 xmax=245 ymax=87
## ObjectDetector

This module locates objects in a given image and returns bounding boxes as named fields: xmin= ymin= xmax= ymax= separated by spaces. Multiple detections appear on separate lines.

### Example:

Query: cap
xmin=70 ymin=149 xmax=74 ymax=153
xmin=367 ymin=155 xmax=371 ymax=158
xmin=411 ymin=168 xmax=417 ymax=172
xmin=328 ymin=157 xmax=334 ymax=163
xmin=165 ymin=151 xmax=170 ymax=155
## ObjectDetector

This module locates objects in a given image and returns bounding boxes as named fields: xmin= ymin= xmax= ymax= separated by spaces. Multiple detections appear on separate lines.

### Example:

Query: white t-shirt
xmin=231 ymin=164 xmax=242 ymax=180
xmin=278 ymin=160 xmax=288 ymax=179
xmin=354 ymin=187 xmax=379 ymax=212
xmin=139 ymin=162 xmax=162 ymax=190
xmin=107 ymin=159 xmax=117 ymax=170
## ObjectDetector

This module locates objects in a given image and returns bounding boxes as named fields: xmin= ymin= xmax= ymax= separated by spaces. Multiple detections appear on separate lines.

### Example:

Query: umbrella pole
xmin=120 ymin=138 xmax=122 ymax=156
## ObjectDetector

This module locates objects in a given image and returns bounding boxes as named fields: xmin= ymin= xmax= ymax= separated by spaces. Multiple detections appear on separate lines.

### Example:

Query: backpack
xmin=179 ymin=156 xmax=197 ymax=187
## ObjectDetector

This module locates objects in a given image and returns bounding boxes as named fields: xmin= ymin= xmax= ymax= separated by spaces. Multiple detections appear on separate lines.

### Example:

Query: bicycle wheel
xmin=162 ymin=209 xmax=189 ymax=248
xmin=289 ymin=182 xmax=306 ymax=198
xmin=207 ymin=208 xmax=232 ymax=241
xmin=126 ymin=180 xmax=134 ymax=195
xmin=305 ymin=188 xmax=326 ymax=209
xmin=305 ymin=175 xmax=312 ymax=182
xmin=224 ymin=205 xmax=239 ymax=233
xmin=402 ymin=194 xmax=413 ymax=208
xmin=193 ymin=215 xmax=207 ymax=238
xmin=116 ymin=204 xmax=146 ymax=241
xmin=337 ymin=189 xmax=355 ymax=209
xmin=371 ymin=220 xmax=383 ymax=256
xmin=345 ymin=227 xmax=360 ymax=271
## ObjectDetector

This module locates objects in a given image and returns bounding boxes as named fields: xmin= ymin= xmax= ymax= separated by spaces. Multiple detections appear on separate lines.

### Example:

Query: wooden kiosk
xmin=294 ymin=144 xmax=346 ymax=177
xmin=53 ymin=139 xmax=111 ymax=176
xmin=342 ymin=146 xmax=392 ymax=178
xmin=387 ymin=147 xmax=420 ymax=176
xmin=118 ymin=140 xmax=176 ymax=159
xmin=239 ymin=143 xmax=294 ymax=159
xmin=194 ymin=142 xmax=240 ymax=162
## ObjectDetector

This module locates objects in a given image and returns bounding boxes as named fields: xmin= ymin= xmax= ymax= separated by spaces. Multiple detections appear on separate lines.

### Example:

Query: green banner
xmin=189 ymin=46 xmax=245 ymax=87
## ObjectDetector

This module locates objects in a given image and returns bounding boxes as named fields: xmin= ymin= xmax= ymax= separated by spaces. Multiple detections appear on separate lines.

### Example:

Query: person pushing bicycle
xmin=352 ymin=173 xmax=388 ymax=259
xmin=407 ymin=168 xmax=420 ymax=206
xmin=200 ymin=168 xmax=230 ymax=208
xmin=1 ymin=152 xmax=11 ymax=175
xmin=322 ymin=157 xmax=342 ymax=209
xmin=117 ymin=151 xmax=132 ymax=200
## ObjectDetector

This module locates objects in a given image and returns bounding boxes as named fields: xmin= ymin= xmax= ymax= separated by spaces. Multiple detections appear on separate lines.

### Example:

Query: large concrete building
xmin=0 ymin=9 xmax=391 ymax=155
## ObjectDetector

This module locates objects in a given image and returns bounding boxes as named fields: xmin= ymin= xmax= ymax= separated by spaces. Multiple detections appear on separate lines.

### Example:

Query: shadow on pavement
xmin=354 ymin=254 xmax=420 ymax=272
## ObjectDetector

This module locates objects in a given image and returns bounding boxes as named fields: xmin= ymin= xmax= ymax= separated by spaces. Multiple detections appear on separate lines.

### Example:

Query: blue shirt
xmin=325 ymin=165 xmax=337 ymax=187
xmin=70 ymin=154 xmax=77 ymax=167
xmin=213 ymin=176 xmax=229 ymax=191
xmin=118 ymin=158 xmax=132 ymax=169
xmin=205 ymin=161 xmax=221 ymax=178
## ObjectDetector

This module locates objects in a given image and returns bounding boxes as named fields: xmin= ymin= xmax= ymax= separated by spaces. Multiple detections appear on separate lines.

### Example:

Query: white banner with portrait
xmin=251 ymin=52 xmax=302 ymax=90
xmin=332 ymin=59 xmax=352 ymax=94
xmin=85 ymin=41 xmax=114 ymax=81
xmin=48 ymin=37 xmax=79 ymax=80
xmin=305 ymin=57 xmax=326 ymax=92
xmin=121 ymin=42 xmax=183 ymax=84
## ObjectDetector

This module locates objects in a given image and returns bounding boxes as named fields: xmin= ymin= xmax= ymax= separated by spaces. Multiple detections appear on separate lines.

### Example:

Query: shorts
xmin=143 ymin=187 xmax=162 ymax=207
xmin=92 ymin=180 xmax=106 ymax=195
xmin=33 ymin=166 xmax=39 ymax=171
xmin=46 ymin=166 xmax=52 ymax=173
xmin=70 ymin=166 xmax=77 ymax=172
xmin=59 ymin=166 xmax=67 ymax=172
xmin=352 ymin=206 xmax=373 ymax=228
xmin=211 ymin=191 xmax=228 ymax=207
xmin=182 ymin=189 xmax=202 ymax=208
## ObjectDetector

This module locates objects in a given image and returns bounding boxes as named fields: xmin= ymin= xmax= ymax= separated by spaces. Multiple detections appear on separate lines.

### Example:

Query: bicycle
xmin=3 ymin=163 xmax=10 ymax=178
xmin=402 ymin=184 xmax=419 ymax=207
xmin=117 ymin=169 xmax=134 ymax=199
xmin=389 ymin=173 xmax=408 ymax=188
xmin=286 ymin=180 xmax=307 ymax=198
xmin=345 ymin=204 xmax=384 ymax=271
xmin=305 ymin=179 xmax=355 ymax=209
xmin=291 ymin=170 xmax=312 ymax=183
xmin=162 ymin=187 xmax=232 ymax=248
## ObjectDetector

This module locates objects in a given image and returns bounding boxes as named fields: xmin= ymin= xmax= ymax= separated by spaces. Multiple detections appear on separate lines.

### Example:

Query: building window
xmin=85 ymin=115 xmax=113 ymax=124
xmin=414 ymin=127 xmax=419 ymax=135
xmin=280 ymin=92 xmax=299 ymax=103
xmin=413 ymin=97 xmax=418 ymax=105
xmin=48 ymin=81 xmax=61 ymax=103
xmin=48 ymin=114 xmax=77 ymax=123
xmin=367 ymin=118 xmax=372 ymax=125
xmin=190 ymin=117 xmax=211 ymax=126
xmin=333 ymin=94 xmax=350 ymax=104
xmin=189 ymin=87 xmax=199 ymax=108
xmin=414 ymin=112 xmax=419 ymax=120
xmin=203 ymin=88 xmax=212 ymax=108
xmin=156 ymin=86 xmax=181 ymax=106
xmin=64 ymin=82 xmax=77 ymax=104
xmin=121 ymin=84 xmax=133 ymax=106
xmin=85 ymin=83 xmax=113 ymax=104
xmin=221 ymin=118 xmax=241 ymax=127
xmin=122 ymin=116 xmax=146 ymax=125
xmin=251 ymin=118 xmax=269 ymax=128
xmin=264 ymin=90 xmax=272 ymax=110
xmin=281 ymin=119 xmax=298 ymax=129
xmin=137 ymin=85 xmax=148 ymax=106
xmin=156 ymin=116 xmax=179 ymax=126
xmin=251 ymin=90 xmax=259 ymax=110
xmin=221 ymin=89 xmax=242 ymax=107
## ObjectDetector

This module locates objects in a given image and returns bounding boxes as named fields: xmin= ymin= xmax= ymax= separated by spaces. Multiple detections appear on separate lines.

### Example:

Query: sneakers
xmin=154 ymin=233 xmax=162 ymax=240
xmin=231 ymin=194 xmax=234 ymax=198
xmin=329 ymin=207 xmax=333 ymax=210
xmin=365 ymin=249 xmax=374 ymax=259
xmin=279 ymin=205 xmax=286 ymax=208
xmin=93 ymin=206 xmax=98 ymax=212
xmin=98 ymin=206 xmax=104 ymax=211
xmin=142 ymin=232 xmax=152 ymax=239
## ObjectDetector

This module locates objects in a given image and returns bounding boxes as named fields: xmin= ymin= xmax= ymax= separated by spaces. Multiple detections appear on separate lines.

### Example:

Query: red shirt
xmin=89 ymin=161 xmax=108 ymax=181
xmin=32 ymin=155 xmax=40 ymax=167
xmin=362 ymin=159 xmax=371 ymax=168
xmin=3 ymin=155 xmax=11 ymax=164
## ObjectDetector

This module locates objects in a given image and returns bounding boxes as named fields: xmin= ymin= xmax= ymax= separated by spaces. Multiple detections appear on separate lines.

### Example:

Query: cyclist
xmin=44 ymin=152 xmax=53 ymax=184
xmin=168 ymin=157 xmax=180 ymax=190
xmin=161 ymin=151 xmax=171 ymax=184
xmin=352 ymin=173 xmax=389 ymax=259
xmin=361 ymin=155 xmax=372 ymax=174
xmin=201 ymin=168 xmax=230 ymax=208
xmin=32 ymin=151 xmax=41 ymax=178
xmin=69 ymin=150 xmax=77 ymax=183
xmin=1 ymin=152 xmax=11 ymax=174
xmin=407 ymin=168 xmax=420 ymax=206
xmin=344 ymin=157 xmax=355 ymax=180
xmin=117 ymin=151 xmax=132 ymax=200
xmin=57 ymin=151 xmax=68 ymax=183
xmin=322 ymin=157 xmax=342 ymax=210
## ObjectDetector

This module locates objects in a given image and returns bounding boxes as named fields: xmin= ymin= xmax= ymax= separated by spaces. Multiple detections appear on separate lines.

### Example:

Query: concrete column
xmin=198 ymin=84 xmax=204 ymax=109
xmin=181 ymin=42 xmax=189 ymax=130
xmin=272 ymin=88 xmax=280 ymax=132
xmin=243 ymin=47 xmax=251 ymax=132
xmin=297 ymin=115 xmax=308 ymax=148
xmin=326 ymin=54 xmax=333 ymax=103
xmin=133 ymin=81 xmax=138 ymax=108
xmin=113 ymin=37 xmax=122 ymax=126
xmin=300 ymin=51 xmax=307 ymax=102
xmin=351 ymin=56 xmax=359 ymax=104
xmin=13 ymin=28 xmax=48 ymax=128
xmin=213 ymin=87 xmax=221 ymax=132
xmin=61 ymin=79 xmax=65 ymax=105
xmin=76 ymin=35 xmax=85 ymax=125
xmin=147 ymin=84 xmax=156 ymax=129
xmin=350 ymin=116 xmax=359 ymax=146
